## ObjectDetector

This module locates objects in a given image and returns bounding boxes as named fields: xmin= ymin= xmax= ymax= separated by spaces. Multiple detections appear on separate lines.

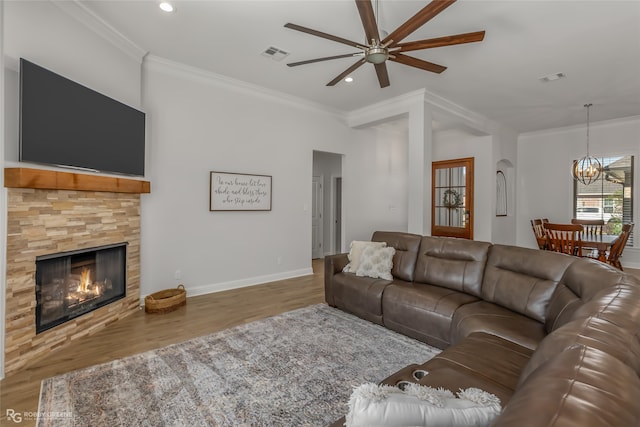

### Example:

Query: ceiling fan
xmin=284 ymin=0 xmax=485 ymax=88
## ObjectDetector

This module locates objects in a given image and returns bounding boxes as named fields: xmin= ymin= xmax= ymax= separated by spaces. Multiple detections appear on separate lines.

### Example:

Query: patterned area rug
xmin=38 ymin=304 xmax=439 ymax=426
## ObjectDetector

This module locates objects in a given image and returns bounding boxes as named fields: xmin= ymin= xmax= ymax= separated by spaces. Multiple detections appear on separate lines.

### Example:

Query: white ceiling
xmin=79 ymin=0 xmax=640 ymax=133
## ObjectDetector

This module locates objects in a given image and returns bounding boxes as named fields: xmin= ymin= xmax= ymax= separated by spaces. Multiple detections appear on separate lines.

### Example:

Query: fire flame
xmin=77 ymin=268 xmax=92 ymax=293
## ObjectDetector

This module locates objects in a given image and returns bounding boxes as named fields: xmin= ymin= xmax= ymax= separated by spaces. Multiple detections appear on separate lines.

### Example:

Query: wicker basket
xmin=144 ymin=284 xmax=186 ymax=314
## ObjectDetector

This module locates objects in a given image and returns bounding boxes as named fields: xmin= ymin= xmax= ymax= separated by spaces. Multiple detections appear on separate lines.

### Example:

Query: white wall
xmin=4 ymin=1 xmax=141 ymax=109
xmin=433 ymin=130 xmax=494 ymax=243
xmin=343 ymin=121 xmax=410 ymax=243
xmin=517 ymin=116 xmax=640 ymax=266
xmin=140 ymin=57 xmax=358 ymax=297
xmin=491 ymin=128 xmax=519 ymax=245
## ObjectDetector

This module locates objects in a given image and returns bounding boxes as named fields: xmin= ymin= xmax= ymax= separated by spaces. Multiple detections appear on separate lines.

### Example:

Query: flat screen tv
xmin=19 ymin=58 xmax=146 ymax=176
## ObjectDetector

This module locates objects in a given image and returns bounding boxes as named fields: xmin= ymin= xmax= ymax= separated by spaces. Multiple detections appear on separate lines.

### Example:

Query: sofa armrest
xmin=324 ymin=253 xmax=349 ymax=306
xmin=326 ymin=253 xmax=349 ymax=275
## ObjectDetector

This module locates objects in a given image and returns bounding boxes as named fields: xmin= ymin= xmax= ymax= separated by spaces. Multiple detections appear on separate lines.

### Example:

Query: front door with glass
xmin=432 ymin=157 xmax=474 ymax=239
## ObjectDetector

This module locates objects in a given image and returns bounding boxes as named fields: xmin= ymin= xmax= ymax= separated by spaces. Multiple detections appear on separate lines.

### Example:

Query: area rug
xmin=38 ymin=304 xmax=439 ymax=426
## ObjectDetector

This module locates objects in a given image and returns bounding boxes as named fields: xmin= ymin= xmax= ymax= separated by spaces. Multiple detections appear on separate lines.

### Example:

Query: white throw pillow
xmin=343 ymin=241 xmax=387 ymax=273
xmin=355 ymin=246 xmax=396 ymax=280
xmin=346 ymin=383 xmax=501 ymax=427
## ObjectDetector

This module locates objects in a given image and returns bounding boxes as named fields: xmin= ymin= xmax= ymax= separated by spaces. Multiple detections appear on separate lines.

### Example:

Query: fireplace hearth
xmin=35 ymin=243 xmax=127 ymax=333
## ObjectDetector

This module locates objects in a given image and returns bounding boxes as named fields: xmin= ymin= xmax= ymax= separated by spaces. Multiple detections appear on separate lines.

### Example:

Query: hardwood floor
xmin=0 ymin=259 xmax=326 ymax=427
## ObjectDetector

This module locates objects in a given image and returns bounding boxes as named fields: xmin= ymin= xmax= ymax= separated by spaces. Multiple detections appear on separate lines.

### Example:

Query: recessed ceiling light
xmin=344 ymin=76 xmax=354 ymax=83
xmin=159 ymin=2 xmax=175 ymax=12
xmin=539 ymin=72 xmax=566 ymax=83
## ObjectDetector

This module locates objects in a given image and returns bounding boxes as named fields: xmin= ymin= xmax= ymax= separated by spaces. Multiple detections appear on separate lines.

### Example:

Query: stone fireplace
xmin=4 ymin=168 xmax=150 ymax=375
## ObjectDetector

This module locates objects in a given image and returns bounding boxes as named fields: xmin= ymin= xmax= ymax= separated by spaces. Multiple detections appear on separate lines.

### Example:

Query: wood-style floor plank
xmin=0 ymin=259 xmax=325 ymax=427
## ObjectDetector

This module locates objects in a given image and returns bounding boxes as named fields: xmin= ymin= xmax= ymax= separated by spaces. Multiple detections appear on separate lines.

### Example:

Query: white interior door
xmin=312 ymin=176 xmax=323 ymax=259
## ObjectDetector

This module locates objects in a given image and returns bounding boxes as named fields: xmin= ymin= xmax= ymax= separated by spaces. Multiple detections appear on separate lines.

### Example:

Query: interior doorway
xmin=335 ymin=177 xmax=342 ymax=253
xmin=312 ymin=151 xmax=343 ymax=259
xmin=312 ymin=175 xmax=323 ymax=259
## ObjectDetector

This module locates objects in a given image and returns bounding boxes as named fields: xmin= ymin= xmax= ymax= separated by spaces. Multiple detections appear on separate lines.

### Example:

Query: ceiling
xmin=78 ymin=0 xmax=640 ymax=133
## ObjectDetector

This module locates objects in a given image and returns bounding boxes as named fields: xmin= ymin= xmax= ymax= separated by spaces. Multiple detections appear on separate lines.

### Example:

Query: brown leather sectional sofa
xmin=325 ymin=231 xmax=640 ymax=426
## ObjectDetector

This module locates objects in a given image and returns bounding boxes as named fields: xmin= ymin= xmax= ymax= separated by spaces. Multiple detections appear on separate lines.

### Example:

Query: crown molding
xmin=347 ymin=87 xmax=509 ymax=136
xmin=51 ymin=0 xmax=147 ymax=63
xmin=143 ymin=55 xmax=345 ymax=119
xmin=519 ymin=115 xmax=640 ymax=139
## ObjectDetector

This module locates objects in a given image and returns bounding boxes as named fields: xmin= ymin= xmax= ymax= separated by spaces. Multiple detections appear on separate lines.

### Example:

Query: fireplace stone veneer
xmin=4 ymin=171 xmax=146 ymax=375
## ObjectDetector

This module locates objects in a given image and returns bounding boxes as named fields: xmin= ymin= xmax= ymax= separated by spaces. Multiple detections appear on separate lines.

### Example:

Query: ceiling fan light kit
xmin=284 ymin=0 xmax=485 ymax=88
xmin=365 ymin=46 xmax=389 ymax=64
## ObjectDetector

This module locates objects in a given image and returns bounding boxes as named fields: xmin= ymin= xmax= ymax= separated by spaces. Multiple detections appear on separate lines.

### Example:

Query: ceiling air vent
xmin=539 ymin=72 xmax=566 ymax=83
xmin=261 ymin=46 xmax=290 ymax=61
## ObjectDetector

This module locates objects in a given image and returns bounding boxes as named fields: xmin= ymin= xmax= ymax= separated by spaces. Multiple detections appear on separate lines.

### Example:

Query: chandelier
xmin=572 ymin=103 xmax=602 ymax=185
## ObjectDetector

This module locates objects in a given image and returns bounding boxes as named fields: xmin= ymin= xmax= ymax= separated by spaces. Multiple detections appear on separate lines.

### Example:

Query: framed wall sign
xmin=210 ymin=171 xmax=272 ymax=211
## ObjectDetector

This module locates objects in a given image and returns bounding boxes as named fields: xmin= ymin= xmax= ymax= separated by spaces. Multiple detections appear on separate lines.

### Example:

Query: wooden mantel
xmin=4 ymin=167 xmax=150 ymax=194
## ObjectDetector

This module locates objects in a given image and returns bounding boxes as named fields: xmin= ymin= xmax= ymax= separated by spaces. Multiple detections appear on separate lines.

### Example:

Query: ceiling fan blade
xmin=327 ymin=59 xmax=367 ymax=86
xmin=284 ymin=23 xmax=367 ymax=49
xmin=395 ymin=31 xmax=485 ymax=52
xmin=383 ymin=0 xmax=457 ymax=47
xmin=374 ymin=63 xmax=390 ymax=88
xmin=355 ymin=0 xmax=380 ymax=44
xmin=390 ymin=53 xmax=447 ymax=74
xmin=287 ymin=53 xmax=363 ymax=67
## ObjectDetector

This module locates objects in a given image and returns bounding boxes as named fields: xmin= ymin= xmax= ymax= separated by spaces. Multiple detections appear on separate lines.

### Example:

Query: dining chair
xmin=530 ymin=219 xmax=547 ymax=250
xmin=605 ymin=223 xmax=634 ymax=270
xmin=571 ymin=218 xmax=604 ymax=236
xmin=543 ymin=223 xmax=583 ymax=256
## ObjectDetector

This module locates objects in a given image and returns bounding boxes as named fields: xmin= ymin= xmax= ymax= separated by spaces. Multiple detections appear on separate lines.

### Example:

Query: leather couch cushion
xmin=381 ymin=333 xmax=533 ymax=406
xmin=546 ymin=258 xmax=635 ymax=332
xmin=482 ymin=244 xmax=575 ymax=322
xmin=493 ymin=345 xmax=640 ymax=427
xmin=372 ymin=231 xmax=422 ymax=282
xmin=332 ymin=272 xmax=393 ymax=325
xmin=519 ymin=315 xmax=640 ymax=387
xmin=382 ymin=282 xmax=478 ymax=349
xmin=413 ymin=237 xmax=491 ymax=297
xmin=451 ymin=301 xmax=546 ymax=350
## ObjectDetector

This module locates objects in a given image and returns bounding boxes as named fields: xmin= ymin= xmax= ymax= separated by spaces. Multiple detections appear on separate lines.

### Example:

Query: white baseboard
xmin=139 ymin=267 xmax=314 ymax=305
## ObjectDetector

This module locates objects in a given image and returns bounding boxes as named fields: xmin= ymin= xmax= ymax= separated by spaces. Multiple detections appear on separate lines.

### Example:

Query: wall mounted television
xmin=19 ymin=58 xmax=146 ymax=176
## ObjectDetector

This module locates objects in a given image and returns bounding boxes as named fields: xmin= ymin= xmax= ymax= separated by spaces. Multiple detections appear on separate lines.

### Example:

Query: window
xmin=573 ymin=155 xmax=633 ymax=240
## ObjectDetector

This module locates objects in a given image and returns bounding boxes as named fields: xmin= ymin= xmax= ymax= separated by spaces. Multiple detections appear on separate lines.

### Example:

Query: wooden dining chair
xmin=530 ymin=219 xmax=547 ymax=250
xmin=543 ymin=223 xmax=583 ymax=256
xmin=605 ymin=223 xmax=634 ymax=270
xmin=571 ymin=218 xmax=604 ymax=236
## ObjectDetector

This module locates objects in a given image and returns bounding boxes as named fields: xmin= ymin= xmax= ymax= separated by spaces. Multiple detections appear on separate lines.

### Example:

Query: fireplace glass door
xmin=35 ymin=243 xmax=127 ymax=333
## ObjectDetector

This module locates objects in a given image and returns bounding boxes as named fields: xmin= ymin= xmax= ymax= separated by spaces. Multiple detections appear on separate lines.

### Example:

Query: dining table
xmin=580 ymin=233 xmax=619 ymax=262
